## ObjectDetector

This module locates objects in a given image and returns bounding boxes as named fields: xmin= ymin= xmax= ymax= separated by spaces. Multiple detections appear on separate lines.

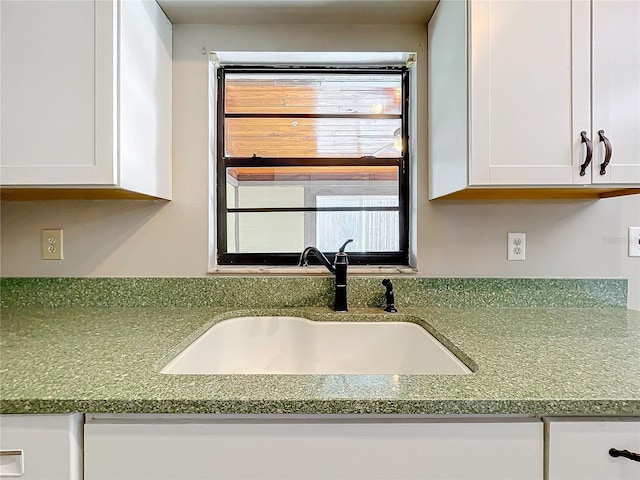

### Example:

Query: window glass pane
xmin=226 ymin=166 xmax=398 ymax=209
xmin=225 ymin=117 xmax=402 ymax=158
xmin=225 ymin=73 xmax=402 ymax=115
xmin=316 ymin=198 xmax=399 ymax=252
xmin=226 ymin=212 xmax=306 ymax=253
xmin=226 ymin=211 xmax=398 ymax=254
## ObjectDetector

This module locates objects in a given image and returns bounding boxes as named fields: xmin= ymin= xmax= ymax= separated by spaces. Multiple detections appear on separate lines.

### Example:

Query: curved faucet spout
xmin=298 ymin=247 xmax=336 ymax=275
xmin=299 ymin=240 xmax=353 ymax=312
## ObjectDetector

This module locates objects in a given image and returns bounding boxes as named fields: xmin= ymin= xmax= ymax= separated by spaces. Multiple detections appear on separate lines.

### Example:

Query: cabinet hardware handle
xmin=609 ymin=448 xmax=640 ymax=462
xmin=579 ymin=131 xmax=592 ymax=176
xmin=598 ymin=130 xmax=612 ymax=175
xmin=0 ymin=450 xmax=24 ymax=477
xmin=0 ymin=450 xmax=23 ymax=456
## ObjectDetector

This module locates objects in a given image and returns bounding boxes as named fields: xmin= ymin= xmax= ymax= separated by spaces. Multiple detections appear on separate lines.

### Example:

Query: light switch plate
xmin=629 ymin=227 xmax=640 ymax=257
xmin=42 ymin=229 xmax=63 ymax=260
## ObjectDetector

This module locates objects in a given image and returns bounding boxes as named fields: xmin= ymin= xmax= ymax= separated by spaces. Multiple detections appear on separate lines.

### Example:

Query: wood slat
xmin=227 ymin=166 xmax=398 ymax=182
xmin=225 ymin=79 xmax=401 ymax=115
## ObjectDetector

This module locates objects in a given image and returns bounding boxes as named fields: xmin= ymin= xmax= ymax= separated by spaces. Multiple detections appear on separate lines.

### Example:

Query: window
xmin=216 ymin=66 xmax=409 ymax=265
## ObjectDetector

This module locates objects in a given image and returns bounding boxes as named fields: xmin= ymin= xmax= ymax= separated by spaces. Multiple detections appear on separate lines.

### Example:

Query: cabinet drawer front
xmin=547 ymin=419 xmax=640 ymax=480
xmin=85 ymin=420 xmax=542 ymax=480
xmin=0 ymin=414 xmax=83 ymax=480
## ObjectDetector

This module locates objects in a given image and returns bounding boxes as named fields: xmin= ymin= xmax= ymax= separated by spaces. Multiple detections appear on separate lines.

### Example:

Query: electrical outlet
xmin=42 ymin=229 xmax=63 ymax=260
xmin=629 ymin=227 xmax=640 ymax=257
xmin=507 ymin=233 xmax=526 ymax=261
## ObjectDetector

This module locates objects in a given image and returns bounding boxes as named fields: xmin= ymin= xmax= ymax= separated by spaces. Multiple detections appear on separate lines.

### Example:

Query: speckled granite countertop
xmin=1 ymin=302 xmax=639 ymax=415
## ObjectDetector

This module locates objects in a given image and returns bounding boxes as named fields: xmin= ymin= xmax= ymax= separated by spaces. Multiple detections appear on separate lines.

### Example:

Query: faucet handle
xmin=338 ymin=239 xmax=354 ymax=253
xmin=382 ymin=278 xmax=398 ymax=313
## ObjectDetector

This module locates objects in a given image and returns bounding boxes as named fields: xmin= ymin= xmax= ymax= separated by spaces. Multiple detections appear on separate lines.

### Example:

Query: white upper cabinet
xmin=468 ymin=0 xmax=590 ymax=187
xmin=428 ymin=0 xmax=640 ymax=199
xmin=591 ymin=0 xmax=640 ymax=185
xmin=0 ymin=0 xmax=172 ymax=200
xmin=1 ymin=1 xmax=98 ymax=185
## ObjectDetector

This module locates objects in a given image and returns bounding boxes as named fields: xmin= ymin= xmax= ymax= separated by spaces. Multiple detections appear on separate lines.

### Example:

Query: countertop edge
xmin=2 ymin=399 xmax=640 ymax=416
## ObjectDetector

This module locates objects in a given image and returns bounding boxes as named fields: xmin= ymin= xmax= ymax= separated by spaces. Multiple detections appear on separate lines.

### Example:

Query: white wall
xmin=1 ymin=24 xmax=638 ymax=309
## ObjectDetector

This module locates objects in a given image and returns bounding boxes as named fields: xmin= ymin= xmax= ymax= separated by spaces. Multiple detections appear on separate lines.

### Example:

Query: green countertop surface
xmin=1 ymin=306 xmax=639 ymax=416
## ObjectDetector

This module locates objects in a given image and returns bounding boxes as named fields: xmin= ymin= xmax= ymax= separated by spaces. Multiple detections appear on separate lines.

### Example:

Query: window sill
xmin=207 ymin=265 xmax=417 ymax=276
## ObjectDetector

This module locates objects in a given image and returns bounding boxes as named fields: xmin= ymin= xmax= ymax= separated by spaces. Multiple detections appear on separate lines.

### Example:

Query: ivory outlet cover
xmin=630 ymin=227 xmax=640 ymax=257
xmin=42 ymin=229 xmax=63 ymax=260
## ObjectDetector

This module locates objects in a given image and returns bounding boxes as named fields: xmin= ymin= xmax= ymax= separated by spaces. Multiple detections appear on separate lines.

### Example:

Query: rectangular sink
xmin=161 ymin=316 xmax=471 ymax=375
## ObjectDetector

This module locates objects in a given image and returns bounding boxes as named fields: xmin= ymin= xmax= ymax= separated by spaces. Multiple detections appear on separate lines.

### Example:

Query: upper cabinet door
xmin=0 ymin=0 xmax=171 ymax=199
xmin=0 ymin=0 xmax=115 ymax=185
xmin=591 ymin=0 xmax=640 ymax=184
xmin=469 ymin=0 xmax=591 ymax=186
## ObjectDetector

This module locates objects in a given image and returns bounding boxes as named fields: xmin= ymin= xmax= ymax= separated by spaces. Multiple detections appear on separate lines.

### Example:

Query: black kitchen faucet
xmin=299 ymin=239 xmax=354 ymax=312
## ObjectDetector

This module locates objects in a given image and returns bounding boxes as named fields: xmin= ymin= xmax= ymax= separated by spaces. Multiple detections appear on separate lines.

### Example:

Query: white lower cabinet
xmin=84 ymin=415 xmax=543 ymax=480
xmin=4 ymin=414 xmax=636 ymax=479
xmin=0 ymin=414 xmax=83 ymax=480
xmin=546 ymin=418 xmax=640 ymax=480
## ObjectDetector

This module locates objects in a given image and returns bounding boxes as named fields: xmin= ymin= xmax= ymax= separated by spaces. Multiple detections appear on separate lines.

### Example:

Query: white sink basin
xmin=161 ymin=316 xmax=471 ymax=375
